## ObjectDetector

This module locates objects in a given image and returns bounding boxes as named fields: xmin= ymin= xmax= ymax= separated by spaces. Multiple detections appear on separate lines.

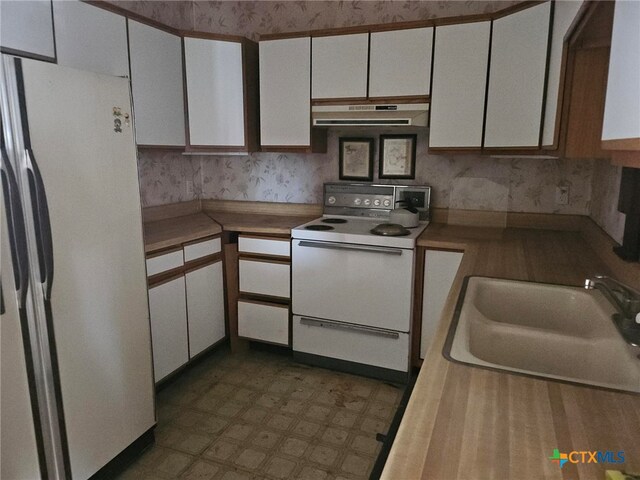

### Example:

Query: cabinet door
xmin=312 ymin=33 xmax=368 ymax=99
xmin=369 ymin=27 xmax=433 ymax=98
xmin=429 ymin=21 xmax=490 ymax=149
xmin=184 ymin=37 xmax=245 ymax=147
xmin=53 ymin=1 xmax=129 ymax=77
xmin=149 ymin=277 xmax=189 ymax=382
xmin=484 ymin=2 xmax=552 ymax=148
xmin=0 ymin=0 xmax=55 ymax=60
xmin=260 ymin=37 xmax=311 ymax=147
xmin=602 ymin=0 xmax=640 ymax=145
xmin=128 ymin=20 xmax=185 ymax=147
xmin=541 ymin=1 xmax=584 ymax=147
xmin=421 ymin=250 xmax=463 ymax=359
xmin=186 ymin=261 xmax=226 ymax=358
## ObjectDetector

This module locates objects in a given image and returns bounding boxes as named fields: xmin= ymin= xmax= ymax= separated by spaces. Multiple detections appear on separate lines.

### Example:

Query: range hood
xmin=312 ymin=103 xmax=429 ymax=127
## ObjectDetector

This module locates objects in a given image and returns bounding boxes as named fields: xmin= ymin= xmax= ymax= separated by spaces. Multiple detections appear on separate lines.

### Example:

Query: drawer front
xmin=146 ymin=249 xmax=183 ymax=276
xmin=293 ymin=315 xmax=409 ymax=372
xmin=238 ymin=301 xmax=289 ymax=345
xmin=238 ymin=236 xmax=290 ymax=258
xmin=239 ymin=259 xmax=290 ymax=298
xmin=184 ymin=237 xmax=221 ymax=262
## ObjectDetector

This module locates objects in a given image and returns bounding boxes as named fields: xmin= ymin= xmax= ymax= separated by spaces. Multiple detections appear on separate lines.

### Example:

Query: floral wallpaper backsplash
xmin=589 ymin=161 xmax=625 ymax=244
xmin=138 ymin=129 xmax=595 ymax=217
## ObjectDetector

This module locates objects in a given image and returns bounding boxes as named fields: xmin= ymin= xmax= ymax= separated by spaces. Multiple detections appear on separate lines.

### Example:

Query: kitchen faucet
xmin=585 ymin=275 xmax=640 ymax=346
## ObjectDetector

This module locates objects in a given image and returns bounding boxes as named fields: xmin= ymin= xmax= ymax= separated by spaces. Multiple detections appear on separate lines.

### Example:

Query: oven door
xmin=292 ymin=239 xmax=414 ymax=332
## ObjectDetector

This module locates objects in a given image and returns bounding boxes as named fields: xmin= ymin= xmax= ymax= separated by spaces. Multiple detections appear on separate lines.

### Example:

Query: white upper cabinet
xmin=184 ymin=37 xmax=245 ymax=147
xmin=484 ymin=2 xmax=552 ymax=148
xmin=312 ymin=33 xmax=369 ymax=99
xmin=0 ymin=0 xmax=55 ymax=60
xmin=260 ymin=37 xmax=311 ymax=147
xmin=429 ymin=21 xmax=491 ymax=149
xmin=128 ymin=20 xmax=185 ymax=146
xmin=602 ymin=0 xmax=640 ymax=145
xmin=542 ymin=0 xmax=584 ymax=147
xmin=369 ymin=27 xmax=433 ymax=98
xmin=53 ymin=1 xmax=129 ymax=77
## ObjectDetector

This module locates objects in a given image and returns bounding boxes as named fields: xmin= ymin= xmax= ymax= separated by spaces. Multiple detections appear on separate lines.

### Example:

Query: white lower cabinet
xmin=148 ymin=276 xmax=189 ymax=382
xmin=421 ymin=250 xmax=463 ymax=359
xmin=239 ymin=259 xmax=290 ymax=298
xmin=186 ymin=261 xmax=226 ymax=358
xmin=238 ymin=300 xmax=289 ymax=346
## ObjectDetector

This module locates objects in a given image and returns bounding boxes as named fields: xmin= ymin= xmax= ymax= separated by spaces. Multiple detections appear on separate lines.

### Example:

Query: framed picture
xmin=339 ymin=137 xmax=374 ymax=181
xmin=379 ymin=134 xmax=417 ymax=179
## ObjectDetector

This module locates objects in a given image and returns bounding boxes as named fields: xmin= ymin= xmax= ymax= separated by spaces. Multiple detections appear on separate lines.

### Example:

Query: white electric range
xmin=291 ymin=183 xmax=431 ymax=382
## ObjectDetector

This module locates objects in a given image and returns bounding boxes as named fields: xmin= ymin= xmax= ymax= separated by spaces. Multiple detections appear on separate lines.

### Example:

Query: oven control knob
xmin=354 ymin=198 xmax=362 ymax=206
xmin=373 ymin=199 xmax=381 ymax=206
xmin=327 ymin=196 xmax=336 ymax=205
xmin=383 ymin=199 xmax=391 ymax=207
xmin=363 ymin=198 xmax=371 ymax=206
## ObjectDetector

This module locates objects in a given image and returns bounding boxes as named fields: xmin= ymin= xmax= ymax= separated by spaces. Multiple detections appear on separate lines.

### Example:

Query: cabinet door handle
xmin=300 ymin=317 xmax=400 ymax=339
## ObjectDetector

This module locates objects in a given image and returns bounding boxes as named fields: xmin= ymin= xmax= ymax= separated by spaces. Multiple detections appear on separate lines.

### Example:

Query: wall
xmin=590 ymin=161 xmax=625 ymax=244
xmin=120 ymin=0 xmax=627 ymax=243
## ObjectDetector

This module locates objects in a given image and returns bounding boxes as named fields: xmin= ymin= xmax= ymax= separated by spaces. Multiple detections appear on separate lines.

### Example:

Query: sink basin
xmin=446 ymin=277 xmax=640 ymax=393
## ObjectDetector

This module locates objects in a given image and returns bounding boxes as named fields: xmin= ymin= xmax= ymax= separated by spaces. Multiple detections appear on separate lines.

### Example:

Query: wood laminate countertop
xmin=383 ymin=223 xmax=640 ymax=480
xmin=204 ymin=211 xmax=316 ymax=235
xmin=143 ymin=213 xmax=222 ymax=254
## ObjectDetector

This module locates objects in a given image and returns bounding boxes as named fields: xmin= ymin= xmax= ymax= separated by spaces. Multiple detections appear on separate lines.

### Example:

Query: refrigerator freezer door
xmin=18 ymin=59 xmax=155 ymax=479
xmin=1 ymin=154 xmax=42 ymax=480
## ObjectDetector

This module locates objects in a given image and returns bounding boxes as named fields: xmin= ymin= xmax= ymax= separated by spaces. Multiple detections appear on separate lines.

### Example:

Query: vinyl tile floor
xmin=118 ymin=345 xmax=404 ymax=480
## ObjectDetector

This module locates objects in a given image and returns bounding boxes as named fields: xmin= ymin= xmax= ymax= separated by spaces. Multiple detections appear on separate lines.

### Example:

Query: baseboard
xmin=89 ymin=427 xmax=155 ymax=480
xmin=293 ymin=351 xmax=409 ymax=384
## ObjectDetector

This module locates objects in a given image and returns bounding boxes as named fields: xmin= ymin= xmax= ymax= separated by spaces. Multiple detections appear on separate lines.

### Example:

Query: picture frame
xmin=379 ymin=134 xmax=417 ymax=179
xmin=339 ymin=137 xmax=374 ymax=181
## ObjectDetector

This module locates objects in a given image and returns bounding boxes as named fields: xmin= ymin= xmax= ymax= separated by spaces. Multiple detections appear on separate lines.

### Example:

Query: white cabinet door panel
xmin=484 ymin=2 xmax=551 ymax=148
xmin=238 ymin=301 xmax=289 ymax=345
xmin=0 ymin=0 xmax=55 ymax=59
xmin=128 ymin=20 xmax=185 ymax=146
xmin=602 ymin=0 xmax=640 ymax=142
xmin=239 ymin=259 xmax=290 ymax=298
xmin=185 ymin=37 xmax=245 ymax=146
xmin=542 ymin=1 xmax=584 ymax=146
xmin=54 ymin=0 xmax=129 ymax=77
xmin=312 ymin=33 xmax=369 ymax=99
xmin=186 ymin=262 xmax=226 ymax=357
xmin=421 ymin=250 xmax=463 ymax=359
xmin=149 ymin=277 xmax=189 ymax=382
xmin=238 ymin=236 xmax=290 ymax=257
xmin=259 ymin=37 xmax=311 ymax=146
xmin=369 ymin=27 xmax=433 ymax=98
xmin=429 ymin=21 xmax=490 ymax=148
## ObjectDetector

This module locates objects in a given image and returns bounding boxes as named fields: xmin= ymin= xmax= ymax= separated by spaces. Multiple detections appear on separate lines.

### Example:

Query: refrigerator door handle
xmin=1 ymin=145 xmax=30 ymax=309
xmin=25 ymin=148 xmax=54 ymax=301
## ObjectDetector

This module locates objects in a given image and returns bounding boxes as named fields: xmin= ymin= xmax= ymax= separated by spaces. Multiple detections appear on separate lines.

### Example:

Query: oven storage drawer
xmin=238 ymin=300 xmax=289 ymax=345
xmin=293 ymin=315 xmax=409 ymax=372
xmin=238 ymin=235 xmax=290 ymax=258
xmin=239 ymin=259 xmax=290 ymax=299
xmin=291 ymin=239 xmax=414 ymax=331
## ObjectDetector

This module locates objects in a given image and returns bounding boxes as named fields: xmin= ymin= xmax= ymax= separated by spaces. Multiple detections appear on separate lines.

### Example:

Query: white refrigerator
xmin=1 ymin=55 xmax=155 ymax=479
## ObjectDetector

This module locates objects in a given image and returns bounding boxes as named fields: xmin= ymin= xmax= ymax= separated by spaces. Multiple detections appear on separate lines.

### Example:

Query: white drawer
xmin=146 ymin=249 xmax=183 ymax=276
xmin=238 ymin=301 xmax=289 ymax=345
xmin=184 ymin=237 xmax=221 ymax=262
xmin=238 ymin=236 xmax=290 ymax=258
xmin=239 ymin=259 xmax=290 ymax=298
xmin=292 ymin=315 xmax=409 ymax=372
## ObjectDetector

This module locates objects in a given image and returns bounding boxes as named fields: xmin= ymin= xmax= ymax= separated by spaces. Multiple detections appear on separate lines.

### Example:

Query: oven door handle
xmin=297 ymin=240 xmax=403 ymax=256
xmin=300 ymin=317 xmax=400 ymax=339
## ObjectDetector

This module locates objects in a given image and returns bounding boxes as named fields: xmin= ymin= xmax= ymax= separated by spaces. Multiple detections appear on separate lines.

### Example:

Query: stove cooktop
xmin=292 ymin=216 xmax=429 ymax=249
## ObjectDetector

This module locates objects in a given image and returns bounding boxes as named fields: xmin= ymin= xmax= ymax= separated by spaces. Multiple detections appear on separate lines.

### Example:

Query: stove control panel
xmin=323 ymin=183 xmax=431 ymax=219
